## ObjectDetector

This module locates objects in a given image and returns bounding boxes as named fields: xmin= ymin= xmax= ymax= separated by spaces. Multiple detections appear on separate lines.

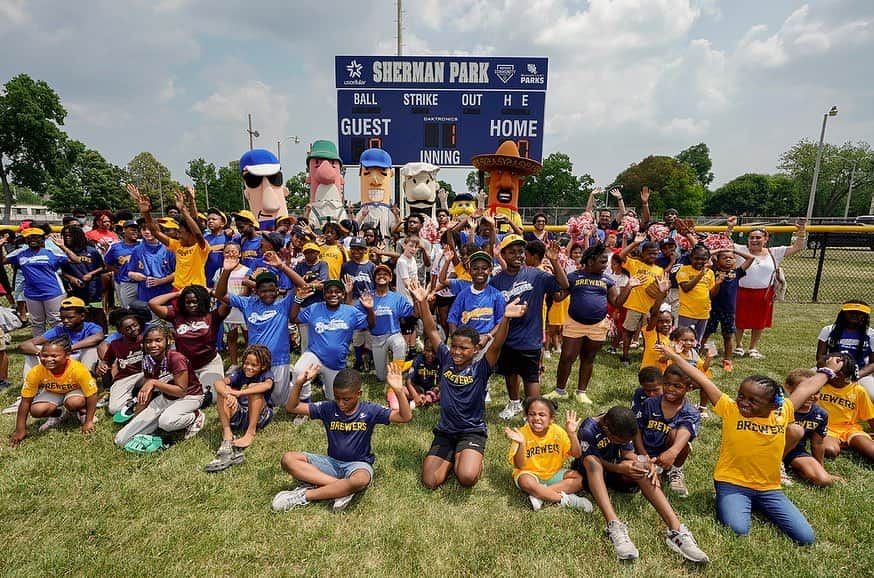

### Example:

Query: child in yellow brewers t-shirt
xmin=617 ymin=232 xmax=665 ymax=365
xmin=10 ymin=337 xmax=98 ymax=447
xmin=816 ymin=353 xmax=874 ymax=462
xmin=504 ymin=397 xmax=591 ymax=512
xmin=675 ymin=245 xmax=715 ymax=346
xmin=659 ymin=345 xmax=845 ymax=545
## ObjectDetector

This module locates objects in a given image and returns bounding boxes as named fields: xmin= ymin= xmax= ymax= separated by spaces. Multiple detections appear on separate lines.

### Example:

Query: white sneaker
xmin=77 ymin=410 xmax=98 ymax=425
xmin=292 ymin=414 xmax=309 ymax=426
xmin=665 ymin=524 xmax=709 ymax=563
xmin=667 ymin=466 xmax=689 ymax=498
xmin=529 ymin=495 xmax=543 ymax=511
xmin=780 ymin=462 xmax=793 ymax=486
xmin=272 ymin=488 xmax=309 ymax=512
xmin=3 ymin=397 xmax=22 ymax=414
xmin=95 ymin=393 xmax=110 ymax=408
xmin=183 ymin=410 xmax=205 ymax=440
xmin=606 ymin=520 xmax=639 ymax=561
xmin=498 ymin=400 xmax=523 ymax=420
xmin=559 ymin=492 xmax=593 ymax=512
xmin=484 ymin=390 xmax=492 ymax=403
xmin=332 ymin=493 xmax=355 ymax=512
xmin=38 ymin=409 xmax=69 ymax=432
xmin=543 ymin=350 xmax=552 ymax=359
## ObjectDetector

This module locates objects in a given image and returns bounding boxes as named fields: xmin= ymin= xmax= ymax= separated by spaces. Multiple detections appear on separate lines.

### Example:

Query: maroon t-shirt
xmin=104 ymin=336 xmax=143 ymax=379
xmin=146 ymin=350 xmax=202 ymax=397
xmin=165 ymin=306 xmax=225 ymax=370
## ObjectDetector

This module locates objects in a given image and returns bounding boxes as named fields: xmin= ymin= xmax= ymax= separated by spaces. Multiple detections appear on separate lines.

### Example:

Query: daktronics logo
xmin=521 ymin=63 xmax=545 ymax=84
xmin=494 ymin=64 xmax=515 ymax=83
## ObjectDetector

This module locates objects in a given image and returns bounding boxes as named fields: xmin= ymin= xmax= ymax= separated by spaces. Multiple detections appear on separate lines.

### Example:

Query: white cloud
xmin=0 ymin=0 xmax=29 ymax=26
xmin=158 ymin=77 xmax=178 ymax=102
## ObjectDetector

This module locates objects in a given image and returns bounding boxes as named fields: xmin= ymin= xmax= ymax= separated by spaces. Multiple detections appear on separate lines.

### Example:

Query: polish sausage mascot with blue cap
xmin=239 ymin=148 xmax=289 ymax=231
xmin=356 ymin=148 xmax=398 ymax=239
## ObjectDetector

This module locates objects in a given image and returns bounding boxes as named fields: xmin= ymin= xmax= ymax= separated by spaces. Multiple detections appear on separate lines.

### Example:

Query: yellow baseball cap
xmin=232 ymin=210 xmax=260 ymax=229
xmin=499 ymin=234 xmax=526 ymax=252
xmin=158 ymin=219 xmax=179 ymax=230
xmin=302 ymin=242 xmax=321 ymax=253
xmin=60 ymin=296 xmax=86 ymax=309
xmin=21 ymin=228 xmax=45 ymax=237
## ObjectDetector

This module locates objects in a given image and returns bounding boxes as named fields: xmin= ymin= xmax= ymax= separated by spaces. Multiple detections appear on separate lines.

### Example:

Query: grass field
xmin=0 ymin=302 xmax=872 ymax=577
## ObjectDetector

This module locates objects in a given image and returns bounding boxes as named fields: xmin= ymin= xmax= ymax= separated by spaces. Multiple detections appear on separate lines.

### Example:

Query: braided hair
xmin=741 ymin=374 xmax=785 ymax=415
xmin=141 ymin=326 xmax=169 ymax=377
xmin=242 ymin=344 xmax=272 ymax=374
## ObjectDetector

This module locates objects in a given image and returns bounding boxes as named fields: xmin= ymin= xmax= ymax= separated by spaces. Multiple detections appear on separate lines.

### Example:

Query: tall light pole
xmin=843 ymin=159 xmax=858 ymax=219
xmin=277 ymin=136 xmax=303 ymax=163
xmin=246 ymin=114 xmax=260 ymax=150
xmin=806 ymin=105 xmax=838 ymax=222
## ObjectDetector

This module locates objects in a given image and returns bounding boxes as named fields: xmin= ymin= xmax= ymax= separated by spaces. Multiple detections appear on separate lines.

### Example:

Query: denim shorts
xmin=305 ymin=453 xmax=374 ymax=483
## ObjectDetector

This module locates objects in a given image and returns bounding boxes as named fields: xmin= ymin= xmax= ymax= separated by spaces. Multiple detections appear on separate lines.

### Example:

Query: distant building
xmin=9 ymin=204 xmax=64 ymax=223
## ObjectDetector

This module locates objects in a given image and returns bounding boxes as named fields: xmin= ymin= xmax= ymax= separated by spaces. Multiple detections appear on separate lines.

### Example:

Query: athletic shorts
xmin=571 ymin=457 xmax=640 ymax=494
xmin=563 ymin=316 xmax=610 ymax=341
xmin=705 ymin=309 xmax=736 ymax=336
xmin=435 ymin=295 xmax=455 ymax=308
xmin=427 ymin=429 xmax=487 ymax=461
xmin=33 ymin=389 xmax=85 ymax=406
xmin=622 ymin=309 xmax=648 ymax=333
xmin=495 ymin=346 xmax=541 ymax=383
xmin=229 ymin=402 xmax=274 ymax=432
xmin=784 ymin=448 xmax=812 ymax=465
xmin=513 ymin=468 xmax=570 ymax=487
xmin=828 ymin=426 xmax=872 ymax=445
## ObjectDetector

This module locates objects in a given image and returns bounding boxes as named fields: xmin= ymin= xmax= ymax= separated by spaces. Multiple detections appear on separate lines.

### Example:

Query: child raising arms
xmin=816 ymin=353 xmax=874 ymax=463
xmin=409 ymin=278 xmax=527 ymax=490
xmin=658 ymin=344 xmax=845 ymax=545
xmin=505 ymin=398 xmax=591 ymax=511
xmin=274 ymin=363 xmax=411 ymax=512
xmin=782 ymin=369 xmax=840 ymax=487
xmin=10 ymin=337 xmax=98 ymax=447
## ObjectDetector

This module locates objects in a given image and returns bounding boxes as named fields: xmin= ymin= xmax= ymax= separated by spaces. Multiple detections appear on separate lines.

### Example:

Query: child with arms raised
xmin=633 ymin=364 xmax=700 ymax=498
xmin=409 ymin=278 xmax=527 ymax=489
xmin=205 ymin=345 xmax=275 ymax=472
xmin=573 ymin=405 xmax=709 ymax=562
xmin=10 ymin=337 xmax=98 ymax=447
xmin=658 ymin=344 xmax=845 ymax=544
xmin=274 ymin=362 xmax=411 ymax=512
xmin=505 ymin=398 xmax=591 ymax=511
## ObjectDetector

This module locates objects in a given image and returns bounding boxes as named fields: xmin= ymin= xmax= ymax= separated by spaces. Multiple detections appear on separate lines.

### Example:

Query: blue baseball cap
xmin=359 ymin=148 xmax=392 ymax=168
xmin=239 ymin=149 xmax=281 ymax=176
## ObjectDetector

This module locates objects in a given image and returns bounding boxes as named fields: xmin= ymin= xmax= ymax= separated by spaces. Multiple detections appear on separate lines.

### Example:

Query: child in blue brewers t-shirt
xmin=633 ymin=364 xmax=700 ymax=498
xmin=702 ymin=248 xmax=754 ymax=372
xmin=273 ymin=362 xmax=412 ymax=512
xmin=447 ymin=251 xmax=506 ymax=346
xmin=408 ymin=278 xmax=527 ymax=490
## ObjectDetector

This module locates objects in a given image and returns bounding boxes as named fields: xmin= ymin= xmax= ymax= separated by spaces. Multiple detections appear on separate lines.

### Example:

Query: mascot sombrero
xmin=305 ymin=139 xmax=346 ymax=229
xmin=471 ymin=140 xmax=541 ymax=232
xmin=239 ymin=148 xmax=289 ymax=231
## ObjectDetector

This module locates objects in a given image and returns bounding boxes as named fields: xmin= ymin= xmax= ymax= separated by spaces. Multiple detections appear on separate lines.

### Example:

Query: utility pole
xmin=247 ymin=114 xmax=260 ymax=150
xmin=806 ymin=106 xmax=838 ymax=222
xmin=397 ymin=0 xmax=402 ymax=56
xmin=843 ymin=160 xmax=857 ymax=219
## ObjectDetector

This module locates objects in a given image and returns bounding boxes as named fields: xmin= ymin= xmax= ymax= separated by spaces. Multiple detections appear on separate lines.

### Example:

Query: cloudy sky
xmin=1 ymin=0 xmax=871 ymax=203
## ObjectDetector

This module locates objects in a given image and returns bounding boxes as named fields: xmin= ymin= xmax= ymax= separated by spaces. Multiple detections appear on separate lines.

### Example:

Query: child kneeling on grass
xmin=781 ymin=369 xmax=841 ymax=487
xmin=572 ymin=406 xmax=709 ymax=563
xmin=816 ymin=353 xmax=874 ymax=463
xmin=504 ymin=397 xmax=591 ymax=512
xmin=273 ymin=363 xmax=412 ymax=512
xmin=633 ymin=364 xmax=700 ymax=499
xmin=657 ymin=344 xmax=845 ymax=545
xmin=10 ymin=337 xmax=98 ymax=447
xmin=204 ymin=345 xmax=275 ymax=473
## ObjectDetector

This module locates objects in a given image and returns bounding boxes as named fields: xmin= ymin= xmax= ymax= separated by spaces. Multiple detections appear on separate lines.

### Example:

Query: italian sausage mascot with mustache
xmin=471 ymin=140 xmax=540 ymax=233
xmin=305 ymin=140 xmax=346 ymax=229
xmin=239 ymin=148 xmax=289 ymax=231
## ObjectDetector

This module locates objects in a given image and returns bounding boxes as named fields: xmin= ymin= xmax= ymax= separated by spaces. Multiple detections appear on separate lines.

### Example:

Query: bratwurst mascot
xmin=305 ymin=140 xmax=346 ymax=229
xmin=356 ymin=148 xmax=397 ymax=239
xmin=239 ymin=148 xmax=289 ymax=231
xmin=471 ymin=140 xmax=540 ymax=233
xmin=400 ymin=161 xmax=440 ymax=220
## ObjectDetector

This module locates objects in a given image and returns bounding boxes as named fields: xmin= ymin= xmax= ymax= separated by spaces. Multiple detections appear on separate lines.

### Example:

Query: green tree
xmin=285 ymin=171 xmax=309 ymax=212
xmin=519 ymin=152 xmax=593 ymax=207
xmin=465 ymin=170 xmax=480 ymax=193
xmin=703 ymin=173 xmax=798 ymax=216
xmin=613 ymin=155 xmax=704 ymax=216
xmin=778 ymin=140 xmax=873 ymax=217
xmin=208 ymin=161 xmax=245 ymax=214
xmin=11 ymin=185 xmax=41 ymax=205
xmin=127 ymin=152 xmax=180 ymax=217
xmin=186 ymin=158 xmax=218 ymax=209
xmin=675 ymin=143 xmax=714 ymax=188
xmin=47 ymin=140 xmax=130 ymax=212
xmin=0 ymin=74 xmax=67 ymax=222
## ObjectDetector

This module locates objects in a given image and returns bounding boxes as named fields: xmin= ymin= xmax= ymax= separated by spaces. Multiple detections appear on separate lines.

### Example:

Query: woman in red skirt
xmin=731 ymin=219 xmax=806 ymax=358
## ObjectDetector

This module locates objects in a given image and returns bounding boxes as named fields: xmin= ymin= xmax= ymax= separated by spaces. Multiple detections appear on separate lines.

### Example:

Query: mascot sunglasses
xmin=243 ymin=171 xmax=284 ymax=188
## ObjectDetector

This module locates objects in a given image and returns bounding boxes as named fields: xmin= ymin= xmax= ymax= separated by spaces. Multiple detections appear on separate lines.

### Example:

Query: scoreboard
xmin=335 ymin=55 xmax=548 ymax=166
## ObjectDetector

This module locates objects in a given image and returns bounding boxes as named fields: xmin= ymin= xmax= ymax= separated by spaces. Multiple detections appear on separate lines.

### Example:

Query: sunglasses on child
xmin=243 ymin=171 xmax=284 ymax=189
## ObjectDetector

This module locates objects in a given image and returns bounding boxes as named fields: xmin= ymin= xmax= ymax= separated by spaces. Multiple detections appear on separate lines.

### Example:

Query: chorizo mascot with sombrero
xmin=471 ymin=140 xmax=541 ymax=233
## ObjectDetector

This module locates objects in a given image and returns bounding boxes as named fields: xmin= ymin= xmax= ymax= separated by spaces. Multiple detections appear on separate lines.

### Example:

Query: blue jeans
xmin=715 ymin=481 xmax=815 ymax=545
xmin=304 ymin=453 xmax=373 ymax=483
